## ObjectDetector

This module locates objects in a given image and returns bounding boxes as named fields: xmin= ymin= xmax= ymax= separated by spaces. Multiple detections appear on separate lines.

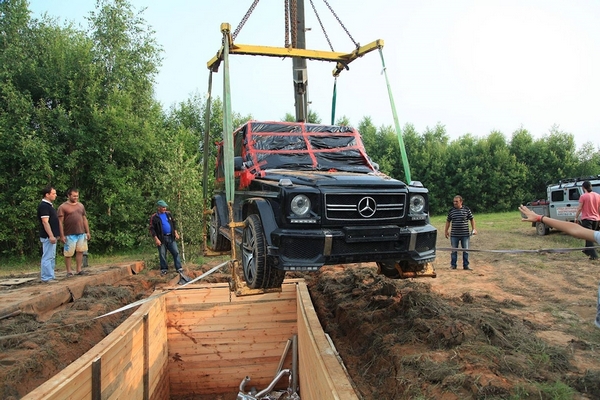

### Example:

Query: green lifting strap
xmin=378 ymin=48 xmax=411 ymax=183
xmin=330 ymin=77 xmax=337 ymax=125
xmin=222 ymin=32 xmax=235 ymax=203
xmin=202 ymin=70 xmax=213 ymax=207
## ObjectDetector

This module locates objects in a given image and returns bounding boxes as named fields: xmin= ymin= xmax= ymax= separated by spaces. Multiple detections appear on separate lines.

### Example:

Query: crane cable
xmin=378 ymin=47 xmax=411 ymax=183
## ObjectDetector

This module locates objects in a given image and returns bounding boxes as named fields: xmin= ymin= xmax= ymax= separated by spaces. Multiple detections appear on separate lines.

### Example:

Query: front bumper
xmin=268 ymin=224 xmax=437 ymax=271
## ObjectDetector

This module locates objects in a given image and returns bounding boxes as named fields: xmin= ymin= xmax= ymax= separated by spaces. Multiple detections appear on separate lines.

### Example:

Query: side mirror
xmin=234 ymin=156 xmax=244 ymax=171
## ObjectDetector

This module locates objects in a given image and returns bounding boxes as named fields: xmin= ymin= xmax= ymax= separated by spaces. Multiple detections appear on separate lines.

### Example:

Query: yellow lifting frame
xmin=207 ymin=23 xmax=384 ymax=77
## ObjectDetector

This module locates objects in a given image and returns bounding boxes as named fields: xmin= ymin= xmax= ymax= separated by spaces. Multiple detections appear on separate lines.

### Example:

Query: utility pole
xmin=292 ymin=0 xmax=308 ymax=122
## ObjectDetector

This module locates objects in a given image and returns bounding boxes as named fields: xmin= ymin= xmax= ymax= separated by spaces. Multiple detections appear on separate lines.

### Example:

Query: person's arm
xmin=575 ymin=202 xmax=583 ymax=223
xmin=170 ymin=212 xmax=180 ymax=240
xmin=444 ymin=220 xmax=450 ymax=239
xmin=83 ymin=215 xmax=91 ymax=240
xmin=149 ymin=215 xmax=161 ymax=246
xmin=41 ymin=217 xmax=57 ymax=244
xmin=470 ymin=218 xmax=477 ymax=235
xmin=519 ymin=205 xmax=596 ymax=242
xmin=57 ymin=211 xmax=66 ymax=243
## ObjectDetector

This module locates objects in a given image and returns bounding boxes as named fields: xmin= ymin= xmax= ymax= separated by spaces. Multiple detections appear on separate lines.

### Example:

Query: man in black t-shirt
xmin=37 ymin=185 xmax=60 ymax=282
xmin=444 ymin=195 xmax=477 ymax=270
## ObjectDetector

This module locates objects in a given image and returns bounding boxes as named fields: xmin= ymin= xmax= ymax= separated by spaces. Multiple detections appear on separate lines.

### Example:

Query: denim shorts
xmin=63 ymin=234 xmax=88 ymax=257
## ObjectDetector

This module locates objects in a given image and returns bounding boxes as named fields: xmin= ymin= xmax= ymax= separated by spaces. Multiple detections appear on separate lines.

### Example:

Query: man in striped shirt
xmin=444 ymin=195 xmax=477 ymax=270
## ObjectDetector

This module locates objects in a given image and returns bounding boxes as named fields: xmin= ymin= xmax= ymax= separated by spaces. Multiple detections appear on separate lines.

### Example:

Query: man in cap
xmin=149 ymin=200 xmax=183 ymax=275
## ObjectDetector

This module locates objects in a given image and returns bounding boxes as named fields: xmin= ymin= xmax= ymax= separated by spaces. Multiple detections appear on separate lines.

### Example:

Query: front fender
xmin=242 ymin=198 xmax=278 ymax=247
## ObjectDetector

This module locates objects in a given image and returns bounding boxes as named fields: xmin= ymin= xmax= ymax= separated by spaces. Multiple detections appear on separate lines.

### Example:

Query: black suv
xmin=209 ymin=121 xmax=437 ymax=289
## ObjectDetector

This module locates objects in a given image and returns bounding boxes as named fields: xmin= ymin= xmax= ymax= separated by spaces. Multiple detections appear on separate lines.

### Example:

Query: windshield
xmin=239 ymin=121 xmax=377 ymax=173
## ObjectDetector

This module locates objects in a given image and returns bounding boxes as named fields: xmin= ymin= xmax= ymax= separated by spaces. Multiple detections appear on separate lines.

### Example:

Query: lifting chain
xmin=284 ymin=0 xmax=298 ymax=48
xmin=290 ymin=0 xmax=297 ymax=48
xmin=320 ymin=0 xmax=359 ymax=48
xmin=232 ymin=0 xmax=260 ymax=41
xmin=284 ymin=0 xmax=290 ymax=47
xmin=308 ymin=0 xmax=334 ymax=52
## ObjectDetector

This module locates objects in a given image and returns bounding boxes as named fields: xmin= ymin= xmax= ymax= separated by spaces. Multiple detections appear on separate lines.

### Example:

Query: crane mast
xmin=292 ymin=0 xmax=308 ymax=122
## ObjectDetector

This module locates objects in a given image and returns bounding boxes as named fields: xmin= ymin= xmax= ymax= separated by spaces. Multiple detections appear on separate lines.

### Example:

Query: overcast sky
xmin=29 ymin=0 xmax=600 ymax=149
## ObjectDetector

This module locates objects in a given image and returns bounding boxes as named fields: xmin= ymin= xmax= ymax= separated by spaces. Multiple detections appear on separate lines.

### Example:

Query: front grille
xmin=415 ymin=231 xmax=437 ymax=252
xmin=325 ymin=193 xmax=405 ymax=221
xmin=279 ymin=236 xmax=323 ymax=259
xmin=331 ymin=237 xmax=408 ymax=255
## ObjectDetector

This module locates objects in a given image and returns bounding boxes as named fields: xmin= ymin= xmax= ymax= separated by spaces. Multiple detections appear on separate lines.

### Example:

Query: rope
xmin=378 ymin=48 xmax=411 ymax=183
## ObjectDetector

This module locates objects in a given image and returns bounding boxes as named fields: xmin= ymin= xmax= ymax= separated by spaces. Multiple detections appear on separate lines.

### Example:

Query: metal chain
xmin=291 ymin=0 xmax=297 ymax=48
xmin=232 ymin=0 xmax=261 ymax=41
xmin=321 ymin=0 xmax=359 ymax=48
xmin=308 ymin=0 xmax=334 ymax=51
xmin=284 ymin=0 xmax=290 ymax=47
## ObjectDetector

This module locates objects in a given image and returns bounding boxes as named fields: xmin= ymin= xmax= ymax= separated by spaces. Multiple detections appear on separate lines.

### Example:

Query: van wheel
xmin=242 ymin=214 xmax=285 ymax=289
xmin=208 ymin=206 xmax=230 ymax=251
xmin=536 ymin=221 xmax=549 ymax=236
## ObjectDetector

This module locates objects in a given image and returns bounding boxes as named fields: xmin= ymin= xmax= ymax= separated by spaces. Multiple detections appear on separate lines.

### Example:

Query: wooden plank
xmin=23 ymin=298 xmax=158 ymax=400
xmin=167 ymin=314 xmax=297 ymax=331
xmin=0 ymin=277 xmax=36 ymax=286
xmin=166 ymin=330 xmax=296 ymax=346
xmin=145 ymin=298 xmax=169 ymax=400
xmin=296 ymin=282 xmax=359 ymax=400
xmin=167 ymin=298 xmax=296 ymax=318
xmin=167 ymin=343 xmax=293 ymax=362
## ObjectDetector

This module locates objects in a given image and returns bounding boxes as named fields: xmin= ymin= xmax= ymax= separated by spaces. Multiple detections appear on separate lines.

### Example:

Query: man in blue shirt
xmin=149 ymin=200 xmax=183 ymax=275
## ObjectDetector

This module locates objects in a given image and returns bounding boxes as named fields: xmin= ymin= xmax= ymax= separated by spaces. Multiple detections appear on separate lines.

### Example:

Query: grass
xmin=0 ymin=243 xmax=210 ymax=277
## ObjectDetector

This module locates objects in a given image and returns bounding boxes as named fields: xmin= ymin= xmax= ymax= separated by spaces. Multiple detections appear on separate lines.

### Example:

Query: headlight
xmin=409 ymin=194 xmax=426 ymax=214
xmin=291 ymin=195 xmax=311 ymax=216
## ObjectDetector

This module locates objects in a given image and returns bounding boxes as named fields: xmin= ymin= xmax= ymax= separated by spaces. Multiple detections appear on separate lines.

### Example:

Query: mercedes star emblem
xmin=357 ymin=196 xmax=376 ymax=218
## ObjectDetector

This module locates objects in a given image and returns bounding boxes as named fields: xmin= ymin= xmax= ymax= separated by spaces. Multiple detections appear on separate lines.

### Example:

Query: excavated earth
xmin=1 ymin=231 xmax=600 ymax=399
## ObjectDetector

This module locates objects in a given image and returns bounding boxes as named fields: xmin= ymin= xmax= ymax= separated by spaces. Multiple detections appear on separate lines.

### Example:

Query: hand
xmin=155 ymin=238 xmax=161 ymax=246
xmin=444 ymin=231 xmax=449 ymax=239
xmin=175 ymin=232 xmax=180 ymax=240
xmin=472 ymin=229 xmax=477 ymax=235
xmin=49 ymin=236 xmax=57 ymax=244
xmin=519 ymin=205 xmax=538 ymax=222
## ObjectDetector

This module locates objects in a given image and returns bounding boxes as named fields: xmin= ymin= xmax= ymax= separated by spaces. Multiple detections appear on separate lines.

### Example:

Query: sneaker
xmin=463 ymin=266 xmax=472 ymax=270
xmin=42 ymin=279 xmax=58 ymax=283
xmin=176 ymin=269 xmax=183 ymax=274
xmin=590 ymin=256 xmax=599 ymax=261
xmin=160 ymin=270 xmax=168 ymax=276
xmin=450 ymin=266 xmax=457 ymax=270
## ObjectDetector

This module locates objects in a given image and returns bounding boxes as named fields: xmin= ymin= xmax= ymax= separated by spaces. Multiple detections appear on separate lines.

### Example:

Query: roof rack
xmin=557 ymin=175 xmax=600 ymax=187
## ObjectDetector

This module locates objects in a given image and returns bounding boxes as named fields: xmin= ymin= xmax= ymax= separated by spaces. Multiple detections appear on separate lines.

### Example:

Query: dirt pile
xmin=305 ymin=265 xmax=600 ymax=399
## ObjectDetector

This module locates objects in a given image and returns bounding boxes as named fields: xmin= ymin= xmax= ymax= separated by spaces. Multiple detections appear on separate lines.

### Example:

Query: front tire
xmin=242 ymin=214 xmax=285 ymax=289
